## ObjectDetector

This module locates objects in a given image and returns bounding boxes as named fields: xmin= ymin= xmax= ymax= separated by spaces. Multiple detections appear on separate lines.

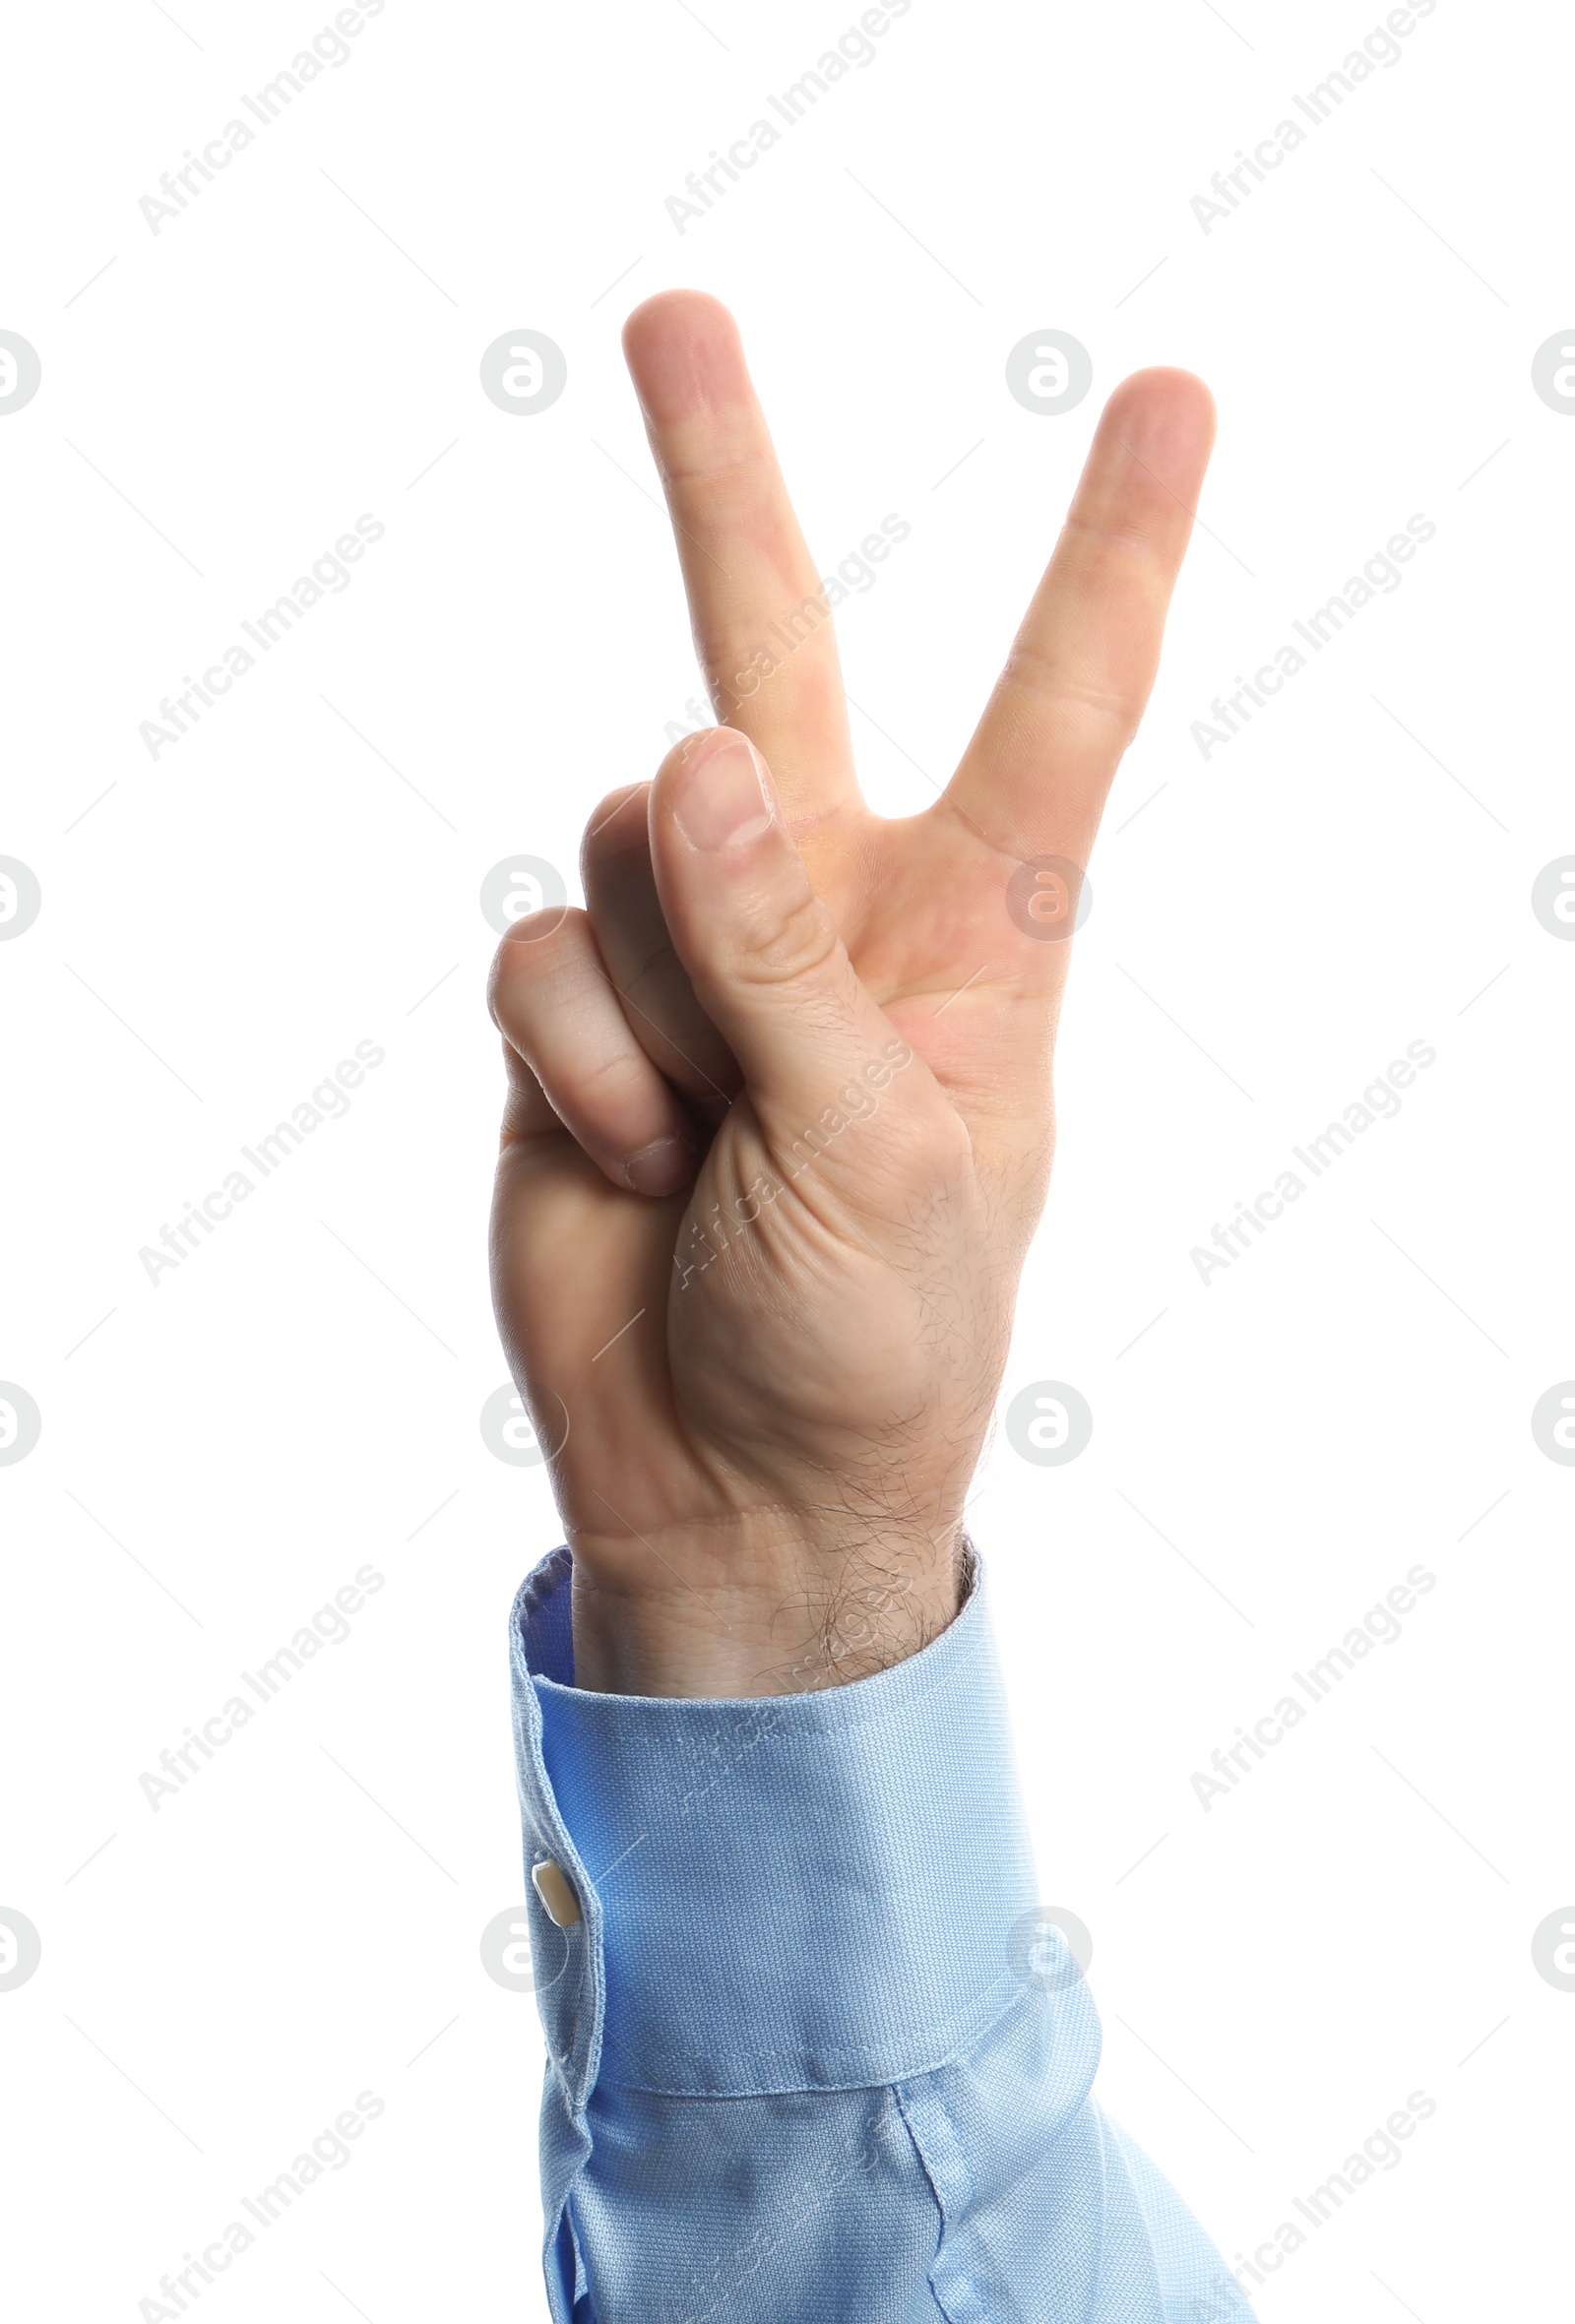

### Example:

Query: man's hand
xmin=489 ymin=291 xmax=1215 ymax=1696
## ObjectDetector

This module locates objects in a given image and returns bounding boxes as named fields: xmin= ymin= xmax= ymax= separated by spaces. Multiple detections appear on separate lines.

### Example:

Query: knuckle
xmin=580 ymin=784 xmax=650 ymax=881
xmin=1062 ymin=508 xmax=1174 ymax=578
xmin=998 ymin=647 xmax=1142 ymax=739
xmin=499 ymin=905 xmax=578 ymax=951
xmin=486 ymin=907 xmax=590 ymax=1030
xmin=576 ymin=1042 xmax=650 ymax=1109
xmin=729 ymin=884 xmax=843 ymax=994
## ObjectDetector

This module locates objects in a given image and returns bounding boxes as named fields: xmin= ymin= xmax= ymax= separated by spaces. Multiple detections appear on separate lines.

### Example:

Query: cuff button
xmin=532 ymin=1858 xmax=583 ymax=1928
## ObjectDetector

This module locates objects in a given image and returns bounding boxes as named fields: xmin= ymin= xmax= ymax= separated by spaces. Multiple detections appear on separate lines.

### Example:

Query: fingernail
xmin=672 ymin=734 xmax=775 ymax=852
xmin=623 ymin=1136 xmax=694 ymax=1197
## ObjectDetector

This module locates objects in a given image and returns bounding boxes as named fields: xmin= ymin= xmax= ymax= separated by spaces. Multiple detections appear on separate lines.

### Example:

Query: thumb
xmin=648 ymin=728 xmax=923 ymax=1146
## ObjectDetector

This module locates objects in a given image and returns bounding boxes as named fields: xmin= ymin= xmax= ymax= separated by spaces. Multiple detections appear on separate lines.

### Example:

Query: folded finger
xmin=580 ymin=782 xmax=740 ymax=1122
xmin=488 ymin=907 xmax=699 ymax=1196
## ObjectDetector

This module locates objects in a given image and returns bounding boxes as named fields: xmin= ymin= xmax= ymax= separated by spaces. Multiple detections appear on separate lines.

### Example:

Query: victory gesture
xmin=489 ymin=291 xmax=1215 ymax=1696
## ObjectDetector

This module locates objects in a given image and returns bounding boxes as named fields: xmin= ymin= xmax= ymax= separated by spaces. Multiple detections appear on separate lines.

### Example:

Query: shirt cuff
xmin=509 ymin=1543 xmax=1042 ymax=2107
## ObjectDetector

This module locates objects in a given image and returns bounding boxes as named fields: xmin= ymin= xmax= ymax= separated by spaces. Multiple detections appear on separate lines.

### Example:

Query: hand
xmin=489 ymin=292 xmax=1215 ymax=1696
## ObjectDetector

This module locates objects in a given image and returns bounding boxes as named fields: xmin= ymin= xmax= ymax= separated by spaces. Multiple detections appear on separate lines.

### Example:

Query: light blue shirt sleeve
xmin=509 ymin=1543 xmax=1258 ymax=2324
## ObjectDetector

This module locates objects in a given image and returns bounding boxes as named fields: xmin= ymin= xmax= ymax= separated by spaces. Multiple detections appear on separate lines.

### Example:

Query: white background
xmin=2 ymin=1 xmax=1571 ymax=2317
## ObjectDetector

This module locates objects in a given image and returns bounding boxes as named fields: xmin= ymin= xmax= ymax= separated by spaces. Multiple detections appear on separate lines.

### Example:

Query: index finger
xmin=622 ymin=290 xmax=859 ymax=833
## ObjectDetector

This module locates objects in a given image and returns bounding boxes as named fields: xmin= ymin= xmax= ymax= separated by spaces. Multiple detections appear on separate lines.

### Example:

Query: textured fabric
xmin=509 ymin=1544 xmax=1257 ymax=2323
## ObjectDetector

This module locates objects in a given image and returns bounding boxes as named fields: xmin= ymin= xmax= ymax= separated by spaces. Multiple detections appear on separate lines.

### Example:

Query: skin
xmin=488 ymin=289 xmax=1216 ymax=1697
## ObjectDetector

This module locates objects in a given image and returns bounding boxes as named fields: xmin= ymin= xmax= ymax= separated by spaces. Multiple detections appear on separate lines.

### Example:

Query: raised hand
xmin=489 ymin=291 xmax=1215 ymax=1695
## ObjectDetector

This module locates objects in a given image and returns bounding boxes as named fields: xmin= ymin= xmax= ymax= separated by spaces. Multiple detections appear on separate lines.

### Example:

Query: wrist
xmin=566 ymin=1516 xmax=967 ymax=1697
